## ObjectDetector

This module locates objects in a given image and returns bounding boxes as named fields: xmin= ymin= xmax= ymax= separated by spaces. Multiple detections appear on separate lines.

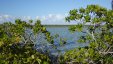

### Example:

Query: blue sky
xmin=0 ymin=0 xmax=112 ymax=24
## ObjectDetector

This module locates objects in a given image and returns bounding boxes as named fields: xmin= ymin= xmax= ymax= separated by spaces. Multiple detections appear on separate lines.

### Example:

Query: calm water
xmin=35 ymin=25 xmax=88 ymax=55
xmin=47 ymin=26 xmax=87 ymax=50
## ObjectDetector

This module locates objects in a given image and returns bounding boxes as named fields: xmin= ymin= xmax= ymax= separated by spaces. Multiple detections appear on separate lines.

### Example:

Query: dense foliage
xmin=60 ymin=5 xmax=113 ymax=64
xmin=1 ymin=5 xmax=113 ymax=64
xmin=0 ymin=19 xmax=53 ymax=64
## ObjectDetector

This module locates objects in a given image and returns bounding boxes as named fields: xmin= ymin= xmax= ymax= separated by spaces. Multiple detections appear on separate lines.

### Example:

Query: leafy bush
xmin=60 ymin=5 xmax=113 ymax=64
xmin=0 ymin=19 xmax=52 ymax=64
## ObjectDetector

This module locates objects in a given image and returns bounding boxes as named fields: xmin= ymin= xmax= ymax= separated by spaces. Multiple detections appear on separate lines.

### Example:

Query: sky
xmin=0 ymin=0 xmax=112 ymax=24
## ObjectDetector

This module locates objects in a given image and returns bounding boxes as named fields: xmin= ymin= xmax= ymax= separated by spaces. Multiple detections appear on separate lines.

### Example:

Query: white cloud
xmin=0 ymin=14 xmax=32 ymax=23
xmin=0 ymin=14 xmax=77 ymax=25
xmin=0 ymin=14 xmax=15 ymax=23
xmin=36 ymin=14 xmax=75 ymax=25
xmin=18 ymin=16 xmax=31 ymax=21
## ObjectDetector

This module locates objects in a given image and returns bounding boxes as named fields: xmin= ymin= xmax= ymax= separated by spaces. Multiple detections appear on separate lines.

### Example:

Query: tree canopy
xmin=60 ymin=5 xmax=113 ymax=64
xmin=0 ymin=19 xmax=53 ymax=64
